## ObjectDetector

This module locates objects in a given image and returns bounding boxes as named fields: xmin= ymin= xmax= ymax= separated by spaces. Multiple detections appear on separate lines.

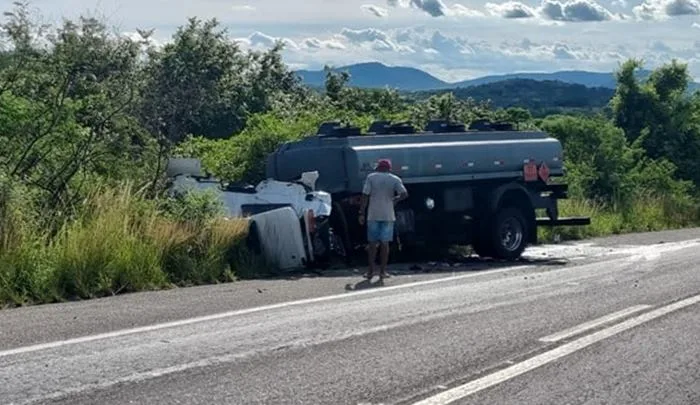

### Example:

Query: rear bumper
xmin=536 ymin=216 xmax=591 ymax=227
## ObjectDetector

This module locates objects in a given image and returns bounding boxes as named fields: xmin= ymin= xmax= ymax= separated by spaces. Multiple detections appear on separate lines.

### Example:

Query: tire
xmin=488 ymin=207 xmax=528 ymax=261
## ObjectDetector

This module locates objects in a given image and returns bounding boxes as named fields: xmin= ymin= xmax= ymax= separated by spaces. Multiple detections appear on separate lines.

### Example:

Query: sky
xmin=13 ymin=0 xmax=700 ymax=82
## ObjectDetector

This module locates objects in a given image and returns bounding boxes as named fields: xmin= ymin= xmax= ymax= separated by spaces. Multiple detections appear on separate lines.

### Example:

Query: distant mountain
xmin=295 ymin=62 xmax=700 ymax=92
xmin=295 ymin=62 xmax=449 ymax=91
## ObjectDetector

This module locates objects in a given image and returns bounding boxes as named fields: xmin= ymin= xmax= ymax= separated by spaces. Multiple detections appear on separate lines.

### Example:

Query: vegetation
xmin=2 ymin=3 xmax=700 ymax=306
xmin=411 ymin=79 xmax=616 ymax=117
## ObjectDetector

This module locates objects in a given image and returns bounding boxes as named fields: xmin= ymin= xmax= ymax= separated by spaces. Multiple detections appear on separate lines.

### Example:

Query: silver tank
xmin=266 ymin=129 xmax=564 ymax=195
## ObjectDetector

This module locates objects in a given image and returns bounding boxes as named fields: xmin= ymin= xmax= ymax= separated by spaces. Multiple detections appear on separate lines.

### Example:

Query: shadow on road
xmin=344 ymin=278 xmax=385 ymax=291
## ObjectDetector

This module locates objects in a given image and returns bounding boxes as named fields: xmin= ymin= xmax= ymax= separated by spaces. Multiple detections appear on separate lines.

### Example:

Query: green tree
xmin=0 ymin=4 xmax=158 ymax=213
xmin=611 ymin=59 xmax=700 ymax=185
xmin=540 ymin=115 xmax=635 ymax=203
xmin=140 ymin=18 xmax=302 ymax=143
xmin=324 ymin=67 xmax=349 ymax=103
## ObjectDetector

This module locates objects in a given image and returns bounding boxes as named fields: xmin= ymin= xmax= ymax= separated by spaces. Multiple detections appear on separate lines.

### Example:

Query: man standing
xmin=358 ymin=159 xmax=408 ymax=280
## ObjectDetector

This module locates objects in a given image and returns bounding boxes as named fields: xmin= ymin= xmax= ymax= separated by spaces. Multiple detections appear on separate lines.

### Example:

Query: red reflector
xmin=524 ymin=162 xmax=537 ymax=182
xmin=538 ymin=162 xmax=550 ymax=182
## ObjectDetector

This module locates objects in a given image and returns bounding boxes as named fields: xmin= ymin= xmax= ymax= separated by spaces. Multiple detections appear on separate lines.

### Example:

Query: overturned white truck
xmin=166 ymin=158 xmax=336 ymax=270
xmin=265 ymin=120 xmax=592 ymax=262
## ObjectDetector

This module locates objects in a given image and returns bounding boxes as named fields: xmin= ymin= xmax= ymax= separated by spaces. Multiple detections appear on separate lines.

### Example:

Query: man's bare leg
xmin=379 ymin=241 xmax=391 ymax=278
xmin=366 ymin=242 xmax=378 ymax=278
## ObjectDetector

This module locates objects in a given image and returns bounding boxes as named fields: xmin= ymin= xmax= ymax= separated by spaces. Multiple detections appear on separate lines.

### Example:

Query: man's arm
xmin=393 ymin=179 xmax=408 ymax=204
xmin=359 ymin=177 xmax=371 ymax=224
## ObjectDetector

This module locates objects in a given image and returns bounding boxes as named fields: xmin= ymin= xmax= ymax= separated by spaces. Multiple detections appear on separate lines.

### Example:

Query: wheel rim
xmin=499 ymin=217 xmax=524 ymax=252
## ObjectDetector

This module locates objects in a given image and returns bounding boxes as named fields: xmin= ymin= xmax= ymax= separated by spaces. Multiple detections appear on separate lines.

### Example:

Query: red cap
xmin=377 ymin=159 xmax=392 ymax=171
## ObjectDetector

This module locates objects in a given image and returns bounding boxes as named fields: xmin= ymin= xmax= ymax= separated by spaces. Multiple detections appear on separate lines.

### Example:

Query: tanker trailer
xmin=266 ymin=120 xmax=591 ymax=261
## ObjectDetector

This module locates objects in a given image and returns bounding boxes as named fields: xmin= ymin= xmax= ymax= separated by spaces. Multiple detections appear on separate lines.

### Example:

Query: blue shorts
xmin=367 ymin=220 xmax=394 ymax=243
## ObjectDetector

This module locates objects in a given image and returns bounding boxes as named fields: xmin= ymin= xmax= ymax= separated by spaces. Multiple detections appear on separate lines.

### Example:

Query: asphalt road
xmin=2 ymin=229 xmax=700 ymax=405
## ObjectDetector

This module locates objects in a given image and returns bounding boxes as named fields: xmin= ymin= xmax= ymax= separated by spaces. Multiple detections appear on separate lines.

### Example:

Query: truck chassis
xmin=329 ymin=161 xmax=589 ymax=262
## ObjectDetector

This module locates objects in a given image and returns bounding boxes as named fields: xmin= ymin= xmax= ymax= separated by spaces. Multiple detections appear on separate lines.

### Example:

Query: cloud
xmin=485 ymin=1 xmax=537 ymax=18
xmin=339 ymin=28 xmax=413 ymax=52
xmin=248 ymin=26 xmax=646 ymax=82
xmin=694 ymin=22 xmax=700 ymax=27
xmin=387 ymin=0 xmax=449 ymax=17
xmin=485 ymin=0 xmax=616 ymax=21
xmin=540 ymin=0 xmax=616 ymax=21
xmin=633 ymin=0 xmax=700 ymax=20
xmin=361 ymin=27 xmax=599 ymax=68
xmin=302 ymin=38 xmax=346 ymax=50
xmin=650 ymin=40 xmax=672 ymax=52
xmin=451 ymin=4 xmax=486 ymax=17
xmin=551 ymin=44 xmax=578 ymax=59
xmin=231 ymin=5 xmax=255 ymax=12
xmin=361 ymin=4 xmax=389 ymax=17
xmin=340 ymin=28 xmax=392 ymax=43
xmin=428 ymin=31 xmax=473 ymax=54
xmin=247 ymin=32 xmax=299 ymax=50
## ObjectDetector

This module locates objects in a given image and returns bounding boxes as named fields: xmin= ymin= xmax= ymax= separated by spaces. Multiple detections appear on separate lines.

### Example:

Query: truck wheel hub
xmin=499 ymin=218 xmax=523 ymax=252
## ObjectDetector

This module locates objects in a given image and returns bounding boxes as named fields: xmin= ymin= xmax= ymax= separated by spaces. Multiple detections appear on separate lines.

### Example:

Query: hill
xmin=295 ymin=62 xmax=449 ymax=91
xmin=413 ymin=78 xmax=616 ymax=115
xmin=451 ymin=70 xmax=649 ymax=89
xmin=295 ymin=62 xmax=700 ymax=92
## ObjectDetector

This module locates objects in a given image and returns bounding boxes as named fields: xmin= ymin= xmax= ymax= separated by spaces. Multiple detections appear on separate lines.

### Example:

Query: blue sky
xmin=18 ymin=0 xmax=700 ymax=81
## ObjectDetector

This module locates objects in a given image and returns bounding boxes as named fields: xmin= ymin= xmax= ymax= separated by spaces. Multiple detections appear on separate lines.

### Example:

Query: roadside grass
xmin=0 ymin=183 xmax=256 ymax=308
xmin=538 ymin=195 xmax=700 ymax=243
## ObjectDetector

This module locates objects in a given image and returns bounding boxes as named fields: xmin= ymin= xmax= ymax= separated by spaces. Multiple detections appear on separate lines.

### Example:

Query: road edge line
xmin=411 ymin=294 xmax=700 ymax=405
xmin=539 ymin=304 xmax=652 ymax=343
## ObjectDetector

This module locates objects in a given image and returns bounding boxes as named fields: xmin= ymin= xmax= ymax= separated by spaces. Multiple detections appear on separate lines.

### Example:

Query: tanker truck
xmin=265 ymin=119 xmax=591 ymax=262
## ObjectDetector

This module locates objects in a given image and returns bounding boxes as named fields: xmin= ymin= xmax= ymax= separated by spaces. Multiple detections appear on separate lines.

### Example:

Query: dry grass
xmin=0 ymin=183 xmax=254 ymax=307
xmin=538 ymin=195 xmax=700 ymax=243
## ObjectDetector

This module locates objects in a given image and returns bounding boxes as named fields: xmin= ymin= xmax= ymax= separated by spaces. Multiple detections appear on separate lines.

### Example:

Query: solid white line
xmin=539 ymin=305 xmax=652 ymax=343
xmin=412 ymin=294 xmax=700 ymax=405
xmin=0 ymin=264 xmax=531 ymax=359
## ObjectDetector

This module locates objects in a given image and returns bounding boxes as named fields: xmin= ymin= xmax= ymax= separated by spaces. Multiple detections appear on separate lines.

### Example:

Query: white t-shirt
xmin=362 ymin=171 xmax=407 ymax=222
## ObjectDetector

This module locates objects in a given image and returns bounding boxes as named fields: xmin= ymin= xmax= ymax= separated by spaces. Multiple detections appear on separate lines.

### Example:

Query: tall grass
xmin=538 ymin=194 xmax=700 ymax=243
xmin=0 ymin=182 xmax=255 ymax=308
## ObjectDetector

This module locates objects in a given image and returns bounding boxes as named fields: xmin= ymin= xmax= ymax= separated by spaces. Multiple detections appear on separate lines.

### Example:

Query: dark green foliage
xmin=139 ymin=18 xmax=304 ymax=143
xmin=412 ymin=79 xmax=616 ymax=116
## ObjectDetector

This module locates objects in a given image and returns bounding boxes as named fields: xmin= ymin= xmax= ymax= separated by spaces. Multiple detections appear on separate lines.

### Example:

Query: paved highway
xmin=2 ymin=229 xmax=700 ymax=405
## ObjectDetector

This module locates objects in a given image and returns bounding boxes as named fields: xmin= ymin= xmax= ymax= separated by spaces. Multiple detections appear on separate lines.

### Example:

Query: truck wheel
xmin=489 ymin=207 xmax=528 ymax=261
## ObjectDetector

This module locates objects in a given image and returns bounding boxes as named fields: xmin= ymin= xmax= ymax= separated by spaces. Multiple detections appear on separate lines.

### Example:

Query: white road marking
xmin=539 ymin=305 xmax=652 ymax=343
xmin=411 ymin=293 xmax=700 ymax=405
xmin=0 ymin=264 xmax=531 ymax=359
